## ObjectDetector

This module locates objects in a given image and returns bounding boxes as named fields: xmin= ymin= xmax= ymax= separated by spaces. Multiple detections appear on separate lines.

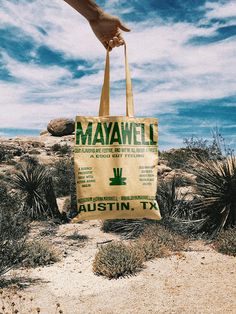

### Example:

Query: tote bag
xmin=73 ymin=45 xmax=161 ymax=221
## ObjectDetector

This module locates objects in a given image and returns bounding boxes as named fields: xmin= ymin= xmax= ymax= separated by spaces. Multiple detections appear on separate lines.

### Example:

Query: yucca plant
xmin=191 ymin=156 xmax=236 ymax=237
xmin=157 ymin=176 xmax=195 ymax=219
xmin=13 ymin=162 xmax=48 ymax=218
xmin=102 ymin=219 xmax=156 ymax=239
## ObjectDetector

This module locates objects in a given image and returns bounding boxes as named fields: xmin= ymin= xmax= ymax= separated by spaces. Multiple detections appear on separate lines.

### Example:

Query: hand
xmin=89 ymin=12 xmax=130 ymax=50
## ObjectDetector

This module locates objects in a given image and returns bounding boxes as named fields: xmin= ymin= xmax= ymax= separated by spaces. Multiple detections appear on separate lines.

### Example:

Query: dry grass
xmin=93 ymin=242 xmax=144 ymax=279
xmin=140 ymin=224 xmax=187 ymax=252
xmin=22 ymin=241 xmax=60 ymax=268
xmin=135 ymin=224 xmax=187 ymax=261
xmin=213 ymin=228 xmax=236 ymax=256
xmin=93 ymin=224 xmax=187 ymax=279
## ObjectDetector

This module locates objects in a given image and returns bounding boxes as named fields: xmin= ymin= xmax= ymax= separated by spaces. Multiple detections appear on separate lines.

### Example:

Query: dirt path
xmin=5 ymin=221 xmax=236 ymax=314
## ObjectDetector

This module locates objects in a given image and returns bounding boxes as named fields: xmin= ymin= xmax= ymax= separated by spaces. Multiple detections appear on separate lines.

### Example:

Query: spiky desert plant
xmin=157 ymin=176 xmax=195 ymax=219
xmin=191 ymin=156 xmax=236 ymax=237
xmin=12 ymin=162 xmax=49 ymax=218
xmin=157 ymin=178 xmax=179 ymax=218
xmin=13 ymin=161 xmax=64 ymax=220
xmin=101 ymin=219 xmax=157 ymax=239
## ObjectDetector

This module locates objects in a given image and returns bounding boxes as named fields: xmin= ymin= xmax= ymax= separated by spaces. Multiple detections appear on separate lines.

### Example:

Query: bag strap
xmin=99 ymin=44 xmax=134 ymax=117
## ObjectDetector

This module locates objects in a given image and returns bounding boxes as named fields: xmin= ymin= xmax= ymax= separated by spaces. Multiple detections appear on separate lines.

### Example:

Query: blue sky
xmin=0 ymin=0 xmax=235 ymax=150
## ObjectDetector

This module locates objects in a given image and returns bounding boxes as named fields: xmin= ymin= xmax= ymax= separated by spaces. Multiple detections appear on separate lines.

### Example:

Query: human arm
xmin=63 ymin=0 xmax=130 ymax=50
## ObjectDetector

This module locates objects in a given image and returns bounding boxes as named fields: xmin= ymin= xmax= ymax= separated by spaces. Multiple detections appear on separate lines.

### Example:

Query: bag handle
xmin=99 ymin=44 xmax=134 ymax=117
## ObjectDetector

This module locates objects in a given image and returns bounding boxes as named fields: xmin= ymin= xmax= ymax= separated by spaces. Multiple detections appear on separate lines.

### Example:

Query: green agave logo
xmin=109 ymin=168 xmax=127 ymax=186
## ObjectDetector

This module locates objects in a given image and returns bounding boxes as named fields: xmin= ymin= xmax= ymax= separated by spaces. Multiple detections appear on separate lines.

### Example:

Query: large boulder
xmin=47 ymin=118 xmax=75 ymax=137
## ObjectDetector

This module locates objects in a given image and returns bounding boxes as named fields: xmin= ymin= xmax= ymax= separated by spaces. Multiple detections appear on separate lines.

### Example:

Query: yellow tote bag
xmin=73 ymin=45 xmax=161 ymax=221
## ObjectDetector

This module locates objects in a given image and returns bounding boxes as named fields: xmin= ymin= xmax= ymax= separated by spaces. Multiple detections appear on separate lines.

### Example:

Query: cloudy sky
xmin=0 ymin=0 xmax=235 ymax=150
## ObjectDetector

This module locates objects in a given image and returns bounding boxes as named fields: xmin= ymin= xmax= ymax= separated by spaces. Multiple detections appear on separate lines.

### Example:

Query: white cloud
xmin=205 ymin=1 xmax=236 ymax=19
xmin=0 ymin=0 xmax=235 ymax=149
xmin=1 ymin=0 xmax=105 ymax=59
xmin=1 ymin=53 xmax=72 ymax=87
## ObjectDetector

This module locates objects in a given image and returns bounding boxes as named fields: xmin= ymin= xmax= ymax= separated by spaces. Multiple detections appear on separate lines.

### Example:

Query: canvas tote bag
xmin=73 ymin=45 xmax=161 ymax=221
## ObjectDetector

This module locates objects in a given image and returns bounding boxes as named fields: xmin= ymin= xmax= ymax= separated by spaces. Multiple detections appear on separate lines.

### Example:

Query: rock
xmin=158 ymin=159 xmax=168 ymax=166
xmin=165 ymin=169 xmax=196 ymax=184
xmin=177 ymin=186 xmax=196 ymax=200
xmin=158 ymin=164 xmax=172 ymax=176
xmin=40 ymin=130 xmax=49 ymax=136
xmin=30 ymin=141 xmax=45 ymax=148
xmin=47 ymin=118 xmax=75 ymax=137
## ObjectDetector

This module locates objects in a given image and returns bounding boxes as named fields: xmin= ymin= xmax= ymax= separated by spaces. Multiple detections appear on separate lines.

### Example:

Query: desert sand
xmin=4 ymin=220 xmax=235 ymax=314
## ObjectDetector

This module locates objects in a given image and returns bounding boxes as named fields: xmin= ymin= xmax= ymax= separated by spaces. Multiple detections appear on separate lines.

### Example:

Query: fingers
xmin=102 ymin=41 xmax=112 ymax=51
xmin=101 ymin=17 xmax=130 ymax=50
xmin=108 ymin=40 xmax=115 ymax=49
xmin=108 ymin=38 xmax=123 ymax=49
xmin=108 ymin=33 xmax=125 ymax=49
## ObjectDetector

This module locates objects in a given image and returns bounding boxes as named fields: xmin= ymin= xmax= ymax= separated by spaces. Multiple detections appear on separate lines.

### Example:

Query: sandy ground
xmin=3 ymin=220 xmax=235 ymax=314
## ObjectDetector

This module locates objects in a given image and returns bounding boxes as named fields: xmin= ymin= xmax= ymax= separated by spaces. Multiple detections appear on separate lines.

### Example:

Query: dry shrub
xmin=22 ymin=241 xmax=60 ymax=268
xmin=213 ymin=228 xmax=236 ymax=256
xmin=94 ymin=225 xmax=187 ymax=279
xmin=138 ymin=224 xmax=187 ymax=256
xmin=135 ymin=237 xmax=170 ymax=261
xmin=93 ymin=242 xmax=144 ymax=279
xmin=66 ymin=232 xmax=88 ymax=241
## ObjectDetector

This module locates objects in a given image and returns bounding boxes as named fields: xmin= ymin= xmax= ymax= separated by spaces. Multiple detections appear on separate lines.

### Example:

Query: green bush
xmin=93 ymin=242 xmax=144 ymax=279
xmin=0 ymin=145 xmax=23 ymax=163
xmin=161 ymin=130 xmax=233 ymax=170
xmin=213 ymin=228 xmax=236 ymax=256
xmin=184 ymin=130 xmax=233 ymax=160
xmin=22 ymin=241 xmax=60 ymax=268
xmin=160 ymin=148 xmax=195 ymax=169
xmin=18 ymin=155 xmax=39 ymax=166
xmin=51 ymin=143 xmax=61 ymax=152
xmin=0 ymin=182 xmax=29 ymax=276
xmin=0 ymin=146 xmax=10 ymax=163
xmin=51 ymin=158 xmax=72 ymax=197
xmin=51 ymin=143 xmax=71 ymax=156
